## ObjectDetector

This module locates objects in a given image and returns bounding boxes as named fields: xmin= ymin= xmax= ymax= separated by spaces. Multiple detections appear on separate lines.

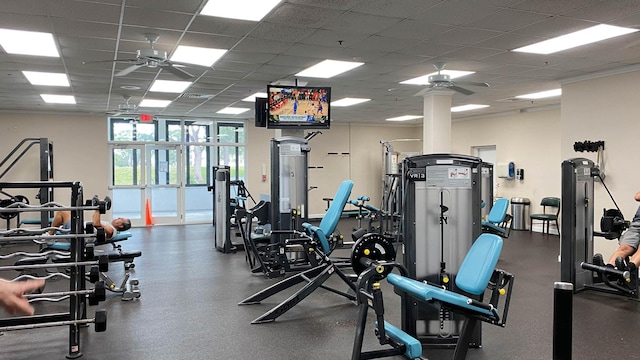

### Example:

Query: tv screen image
xmin=267 ymin=85 xmax=330 ymax=129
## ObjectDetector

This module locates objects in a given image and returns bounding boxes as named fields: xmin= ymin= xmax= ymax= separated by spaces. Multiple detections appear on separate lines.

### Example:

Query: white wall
xmin=452 ymin=108 xmax=562 ymax=216
xmin=0 ymin=112 xmax=109 ymax=204
xmin=245 ymin=123 xmax=422 ymax=216
xmin=561 ymin=69 xmax=640 ymax=257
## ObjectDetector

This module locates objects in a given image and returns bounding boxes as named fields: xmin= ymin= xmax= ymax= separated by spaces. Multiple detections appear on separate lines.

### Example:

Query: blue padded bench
xmin=19 ymin=218 xmax=53 ymax=226
xmin=45 ymin=231 xmax=132 ymax=252
xmin=482 ymin=198 xmax=512 ymax=238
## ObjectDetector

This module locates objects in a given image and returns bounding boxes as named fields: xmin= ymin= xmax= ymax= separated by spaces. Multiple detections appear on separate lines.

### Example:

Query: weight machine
xmin=560 ymin=158 xmax=638 ymax=299
xmin=401 ymin=153 xmax=484 ymax=348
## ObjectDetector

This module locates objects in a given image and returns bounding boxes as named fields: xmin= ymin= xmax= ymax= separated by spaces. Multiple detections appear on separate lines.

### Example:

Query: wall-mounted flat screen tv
xmin=266 ymin=85 xmax=330 ymax=129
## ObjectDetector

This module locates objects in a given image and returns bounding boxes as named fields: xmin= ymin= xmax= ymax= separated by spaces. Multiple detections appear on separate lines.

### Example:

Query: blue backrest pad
xmin=318 ymin=180 xmax=354 ymax=236
xmin=455 ymin=233 xmax=503 ymax=295
xmin=487 ymin=198 xmax=509 ymax=224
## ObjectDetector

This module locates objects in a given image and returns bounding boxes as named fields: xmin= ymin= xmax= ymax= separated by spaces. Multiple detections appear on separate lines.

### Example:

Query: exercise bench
xmin=352 ymin=233 xmax=514 ymax=360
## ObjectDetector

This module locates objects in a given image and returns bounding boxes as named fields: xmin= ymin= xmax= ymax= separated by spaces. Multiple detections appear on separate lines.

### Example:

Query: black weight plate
xmin=351 ymin=233 xmax=396 ymax=276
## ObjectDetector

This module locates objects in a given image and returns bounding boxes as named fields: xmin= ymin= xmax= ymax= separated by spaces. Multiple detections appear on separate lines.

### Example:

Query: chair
xmin=530 ymin=197 xmax=560 ymax=235
xmin=482 ymin=198 xmax=512 ymax=238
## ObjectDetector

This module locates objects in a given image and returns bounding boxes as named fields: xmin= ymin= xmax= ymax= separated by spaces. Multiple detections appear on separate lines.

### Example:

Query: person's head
xmin=111 ymin=217 xmax=131 ymax=231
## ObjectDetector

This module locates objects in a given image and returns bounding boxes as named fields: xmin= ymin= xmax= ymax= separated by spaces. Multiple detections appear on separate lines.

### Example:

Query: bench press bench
xmin=352 ymin=233 xmax=514 ymax=360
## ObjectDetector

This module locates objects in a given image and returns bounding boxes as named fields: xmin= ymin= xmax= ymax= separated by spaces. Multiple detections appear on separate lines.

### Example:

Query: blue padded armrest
xmin=487 ymin=198 xmax=509 ymax=224
xmin=313 ymin=180 xmax=354 ymax=254
xmin=456 ymin=233 xmax=503 ymax=295
xmin=386 ymin=274 xmax=494 ymax=317
xmin=376 ymin=321 xmax=422 ymax=359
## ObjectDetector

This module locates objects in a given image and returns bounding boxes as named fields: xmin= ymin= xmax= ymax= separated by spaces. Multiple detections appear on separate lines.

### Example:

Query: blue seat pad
xmin=386 ymin=273 xmax=494 ymax=317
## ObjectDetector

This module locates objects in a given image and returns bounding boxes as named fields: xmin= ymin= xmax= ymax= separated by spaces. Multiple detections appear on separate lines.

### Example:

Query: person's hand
xmin=0 ymin=279 xmax=45 ymax=316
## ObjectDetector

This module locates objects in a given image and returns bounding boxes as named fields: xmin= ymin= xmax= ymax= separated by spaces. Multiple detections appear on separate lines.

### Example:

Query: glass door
xmin=111 ymin=144 xmax=145 ymax=227
xmin=146 ymin=144 xmax=182 ymax=225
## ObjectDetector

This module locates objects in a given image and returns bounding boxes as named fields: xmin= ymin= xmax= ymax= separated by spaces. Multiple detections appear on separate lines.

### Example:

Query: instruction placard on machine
xmin=426 ymin=165 xmax=472 ymax=188
xmin=280 ymin=143 xmax=302 ymax=156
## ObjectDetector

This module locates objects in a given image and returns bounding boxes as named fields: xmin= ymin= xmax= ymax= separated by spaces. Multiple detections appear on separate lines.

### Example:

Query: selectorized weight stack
xmin=270 ymin=137 xmax=310 ymax=232
xmin=481 ymin=162 xmax=494 ymax=219
xmin=560 ymin=158 xmax=595 ymax=289
xmin=401 ymin=154 xmax=483 ymax=347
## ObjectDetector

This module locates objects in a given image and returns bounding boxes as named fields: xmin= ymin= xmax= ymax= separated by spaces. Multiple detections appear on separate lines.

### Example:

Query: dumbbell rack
xmin=0 ymin=181 xmax=106 ymax=359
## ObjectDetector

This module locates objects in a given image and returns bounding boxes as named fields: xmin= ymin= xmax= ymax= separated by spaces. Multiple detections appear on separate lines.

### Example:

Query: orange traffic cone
xmin=145 ymin=199 xmax=153 ymax=226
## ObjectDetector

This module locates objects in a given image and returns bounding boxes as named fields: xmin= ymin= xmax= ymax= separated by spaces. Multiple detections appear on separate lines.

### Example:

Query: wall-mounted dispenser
xmin=497 ymin=162 xmax=515 ymax=179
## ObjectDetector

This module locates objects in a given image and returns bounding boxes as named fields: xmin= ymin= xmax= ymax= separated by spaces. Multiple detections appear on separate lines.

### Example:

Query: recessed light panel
xmin=296 ymin=60 xmax=364 ymax=78
xmin=170 ymin=45 xmax=227 ymax=67
xmin=512 ymin=24 xmax=638 ymax=54
xmin=139 ymin=99 xmax=172 ymax=108
xmin=40 ymin=94 xmax=75 ymax=104
xmin=149 ymin=79 xmax=192 ymax=93
xmin=451 ymin=104 xmax=489 ymax=112
xmin=515 ymin=89 xmax=562 ymax=99
xmin=242 ymin=92 xmax=269 ymax=102
xmin=217 ymin=107 xmax=250 ymax=115
xmin=200 ymin=0 xmax=282 ymax=21
xmin=0 ymin=29 xmax=59 ymax=57
xmin=23 ymin=71 xmax=69 ymax=86
xmin=386 ymin=115 xmax=422 ymax=122
xmin=332 ymin=98 xmax=371 ymax=107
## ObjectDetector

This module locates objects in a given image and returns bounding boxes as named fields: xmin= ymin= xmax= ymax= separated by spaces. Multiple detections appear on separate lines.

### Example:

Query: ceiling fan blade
xmin=448 ymin=85 xmax=475 ymax=95
xmin=162 ymin=64 xmax=194 ymax=79
xmin=83 ymin=58 xmax=138 ymax=65
xmin=455 ymin=81 xmax=490 ymax=88
xmin=116 ymin=64 xmax=145 ymax=77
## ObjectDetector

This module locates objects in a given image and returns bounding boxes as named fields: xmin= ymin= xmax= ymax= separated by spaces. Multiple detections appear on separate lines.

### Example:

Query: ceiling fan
xmin=106 ymin=95 xmax=140 ymax=116
xmin=426 ymin=62 xmax=489 ymax=95
xmin=89 ymin=33 xmax=196 ymax=79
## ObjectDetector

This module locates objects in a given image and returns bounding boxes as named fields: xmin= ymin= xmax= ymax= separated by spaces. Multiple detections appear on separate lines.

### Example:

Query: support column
xmin=276 ymin=129 xmax=305 ymax=138
xmin=418 ymin=88 xmax=455 ymax=154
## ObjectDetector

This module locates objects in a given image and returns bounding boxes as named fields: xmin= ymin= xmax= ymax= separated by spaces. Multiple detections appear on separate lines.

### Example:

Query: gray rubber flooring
xmin=1 ymin=222 xmax=640 ymax=359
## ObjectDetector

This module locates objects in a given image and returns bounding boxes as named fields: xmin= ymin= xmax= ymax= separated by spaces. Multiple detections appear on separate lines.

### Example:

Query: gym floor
xmin=2 ymin=220 xmax=640 ymax=360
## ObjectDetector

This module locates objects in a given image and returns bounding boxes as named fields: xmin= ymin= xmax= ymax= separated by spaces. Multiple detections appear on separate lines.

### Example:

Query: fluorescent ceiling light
xmin=139 ymin=99 xmax=172 ymax=108
xmin=512 ymin=24 xmax=638 ymax=54
xmin=242 ymin=92 xmax=269 ymax=102
xmin=401 ymin=70 xmax=474 ymax=85
xmin=332 ymin=98 xmax=371 ymax=107
xmin=515 ymin=89 xmax=562 ymax=99
xmin=451 ymin=104 xmax=489 ymax=113
xmin=149 ymin=79 xmax=192 ymax=93
xmin=22 ymin=71 xmax=69 ymax=86
xmin=296 ymin=59 xmax=364 ymax=78
xmin=200 ymin=0 xmax=282 ymax=21
xmin=217 ymin=107 xmax=250 ymax=115
xmin=386 ymin=115 xmax=422 ymax=122
xmin=40 ymin=94 xmax=75 ymax=104
xmin=170 ymin=45 xmax=227 ymax=67
xmin=0 ymin=29 xmax=59 ymax=57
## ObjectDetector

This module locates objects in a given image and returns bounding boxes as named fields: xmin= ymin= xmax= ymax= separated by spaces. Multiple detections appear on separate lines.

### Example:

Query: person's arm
xmin=635 ymin=192 xmax=640 ymax=202
xmin=92 ymin=211 xmax=115 ymax=239
xmin=0 ymin=279 xmax=45 ymax=316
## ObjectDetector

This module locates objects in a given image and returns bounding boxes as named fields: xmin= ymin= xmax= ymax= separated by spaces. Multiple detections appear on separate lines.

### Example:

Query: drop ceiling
xmin=2 ymin=0 xmax=640 ymax=125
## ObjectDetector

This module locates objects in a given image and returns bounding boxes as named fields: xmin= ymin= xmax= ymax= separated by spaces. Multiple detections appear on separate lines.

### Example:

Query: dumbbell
xmin=0 ymin=309 xmax=107 ymax=333
xmin=86 ymin=195 xmax=111 ymax=214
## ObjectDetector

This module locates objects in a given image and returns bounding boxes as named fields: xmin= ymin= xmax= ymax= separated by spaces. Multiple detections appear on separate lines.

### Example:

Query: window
xmin=217 ymin=122 xmax=245 ymax=181
xmin=110 ymin=118 xmax=157 ymax=141
xmin=185 ymin=121 xmax=211 ymax=185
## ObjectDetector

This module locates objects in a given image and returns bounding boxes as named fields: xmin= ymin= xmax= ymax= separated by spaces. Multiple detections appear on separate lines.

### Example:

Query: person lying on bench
xmin=606 ymin=191 xmax=640 ymax=272
xmin=0 ymin=278 xmax=44 ymax=316
xmin=48 ymin=210 xmax=131 ymax=239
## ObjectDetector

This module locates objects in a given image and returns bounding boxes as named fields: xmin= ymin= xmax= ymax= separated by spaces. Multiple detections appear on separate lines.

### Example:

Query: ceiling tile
xmin=264 ymin=3 xmax=345 ymax=29
xmin=322 ymin=12 xmax=402 ymax=35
